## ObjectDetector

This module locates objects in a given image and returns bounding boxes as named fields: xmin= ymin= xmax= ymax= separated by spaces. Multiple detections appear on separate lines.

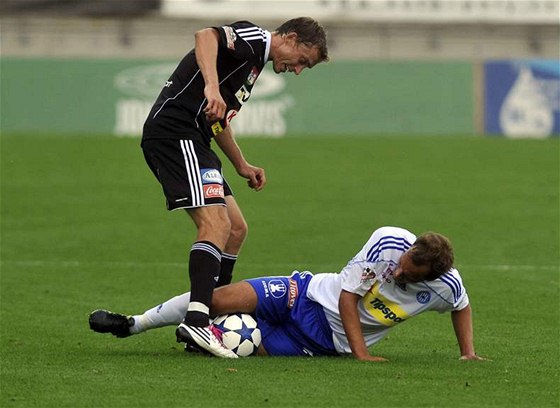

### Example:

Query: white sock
xmin=130 ymin=292 xmax=191 ymax=334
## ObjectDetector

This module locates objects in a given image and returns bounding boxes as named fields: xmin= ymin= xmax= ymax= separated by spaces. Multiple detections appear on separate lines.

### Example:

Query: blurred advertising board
xmin=2 ymin=58 xmax=473 ymax=137
xmin=484 ymin=60 xmax=560 ymax=138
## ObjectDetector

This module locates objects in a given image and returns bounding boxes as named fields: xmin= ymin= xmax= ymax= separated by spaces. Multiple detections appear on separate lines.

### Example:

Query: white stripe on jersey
xmin=179 ymin=140 xmax=204 ymax=207
xmin=235 ymin=27 xmax=267 ymax=55
xmin=153 ymin=70 xmax=201 ymax=119
xmin=236 ymin=28 xmax=265 ymax=37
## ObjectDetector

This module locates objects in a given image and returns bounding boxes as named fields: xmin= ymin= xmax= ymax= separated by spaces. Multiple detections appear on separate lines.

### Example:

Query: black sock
xmin=216 ymin=253 xmax=237 ymax=287
xmin=184 ymin=241 xmax=222 ymax=327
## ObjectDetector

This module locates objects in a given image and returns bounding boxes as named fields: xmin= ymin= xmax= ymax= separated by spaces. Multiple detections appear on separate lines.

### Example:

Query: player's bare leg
xmin=217 ymin=196 xmax=248 ymax=287
xmin=176 ymin=205 xmax=238 ymax=358
xmin=211 ymin=281 xmax=258 ymax=315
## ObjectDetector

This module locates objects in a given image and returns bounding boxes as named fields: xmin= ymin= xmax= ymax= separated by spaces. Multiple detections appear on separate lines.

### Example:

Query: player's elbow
xmin=195 ymin=28 xmax=219 ymax=43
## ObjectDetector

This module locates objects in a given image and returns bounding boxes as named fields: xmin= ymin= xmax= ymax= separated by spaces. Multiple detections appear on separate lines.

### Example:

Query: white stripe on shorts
xmin=180 ymin=140 xmax=204 ymax=207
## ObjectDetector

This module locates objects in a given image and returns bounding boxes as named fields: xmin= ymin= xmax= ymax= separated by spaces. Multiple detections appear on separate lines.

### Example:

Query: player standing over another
xmin=140 ymin=18 xmax=329 ymax=358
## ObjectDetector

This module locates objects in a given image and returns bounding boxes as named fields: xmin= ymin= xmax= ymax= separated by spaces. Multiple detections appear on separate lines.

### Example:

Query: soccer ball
xmin=213 ymin=313 xmax=261 ymax=357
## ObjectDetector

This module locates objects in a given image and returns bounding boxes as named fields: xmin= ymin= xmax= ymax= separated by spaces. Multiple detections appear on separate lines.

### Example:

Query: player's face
xmin=272 ymin=33 xmax=321 ymax=75
xmin=394 ymin=252 xmax=431 ymax=284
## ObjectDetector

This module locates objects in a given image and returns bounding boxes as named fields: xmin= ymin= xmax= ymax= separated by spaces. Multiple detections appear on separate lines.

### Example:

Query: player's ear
xmin=284 ymin=32 xmax=298 ymax=46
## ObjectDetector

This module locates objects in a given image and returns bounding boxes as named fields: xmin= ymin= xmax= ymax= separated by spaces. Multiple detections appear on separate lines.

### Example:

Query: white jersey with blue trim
xmin=307 ymin=226 xmax=469 ymax=354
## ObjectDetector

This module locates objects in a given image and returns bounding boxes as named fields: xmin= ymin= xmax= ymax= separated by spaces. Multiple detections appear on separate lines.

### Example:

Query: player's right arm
xmin=339 ymin=290 xmax=387 ymax=362
xmin=194 ymin=28 xmax=226 ymax=122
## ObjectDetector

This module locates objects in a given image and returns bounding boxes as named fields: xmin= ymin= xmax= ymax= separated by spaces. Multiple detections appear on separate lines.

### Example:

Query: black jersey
xmin=143 ymin=21 xmax=271 ymax=144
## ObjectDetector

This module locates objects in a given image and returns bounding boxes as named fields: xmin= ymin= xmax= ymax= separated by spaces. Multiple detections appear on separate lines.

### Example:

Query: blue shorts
xmin=245 ymin=272 xmax=338 ymax=357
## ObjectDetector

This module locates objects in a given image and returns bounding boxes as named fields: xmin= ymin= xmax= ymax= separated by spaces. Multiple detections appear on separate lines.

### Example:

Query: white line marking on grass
xmin=2 ymin=260 xmax=558 ymax=271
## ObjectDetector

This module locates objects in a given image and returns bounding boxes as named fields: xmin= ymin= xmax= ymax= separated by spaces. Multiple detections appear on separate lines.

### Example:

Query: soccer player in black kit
xmin=133 ymin=18 xmax=327 ymax=358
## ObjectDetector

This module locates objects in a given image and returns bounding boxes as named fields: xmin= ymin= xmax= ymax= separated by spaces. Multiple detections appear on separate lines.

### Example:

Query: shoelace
xmin=209 ymin=324 xmax=226 ymax=345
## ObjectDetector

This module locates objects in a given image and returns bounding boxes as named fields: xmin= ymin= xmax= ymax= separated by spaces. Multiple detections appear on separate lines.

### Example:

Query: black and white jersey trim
xmin=236 ymin=27 xmax=267 ymax=42
xmin=179 ymin=140 xmax=204 ymax=207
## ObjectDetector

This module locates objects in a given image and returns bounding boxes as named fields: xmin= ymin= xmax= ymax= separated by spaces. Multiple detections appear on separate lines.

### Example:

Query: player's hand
xmin=460 ymin=354 xmax=489 ymax=361
xmin=204 ymin=84 xmax=226 ymax=122
xmin=357 ymin=355 xmax=388 ymax=362
xmin=238 ymin=165 xmax=266 ymax=191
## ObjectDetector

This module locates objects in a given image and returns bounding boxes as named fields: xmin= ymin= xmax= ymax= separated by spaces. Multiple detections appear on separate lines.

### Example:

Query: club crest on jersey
xmin=416 ymin=291 xmax=431 ymax=304
xmin=222 ymin=26 xmax=237 ymax=50
xmin=246 ymin=67 xmax=259 ymax=85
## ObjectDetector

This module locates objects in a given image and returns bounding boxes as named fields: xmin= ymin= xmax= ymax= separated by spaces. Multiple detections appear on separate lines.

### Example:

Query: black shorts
xmin=141 ymin=138 xmax=233 ymax=210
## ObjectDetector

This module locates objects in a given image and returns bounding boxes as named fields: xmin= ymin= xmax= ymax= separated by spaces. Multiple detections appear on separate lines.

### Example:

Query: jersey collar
xmin=263 ymin=30 xmax=272 ymax=65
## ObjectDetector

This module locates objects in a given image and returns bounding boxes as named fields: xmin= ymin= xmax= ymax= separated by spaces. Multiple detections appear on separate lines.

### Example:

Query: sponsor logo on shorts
xmin=260 ymin=280 xmax=270 ymax=297
xmin=268 ymin=279 xmax=286 ymax=298
xmin=201 ymin=169 xmax=223 ymax=184
xmin=203 ymin=184 xmax=224 ymax=198
xmin=287 ymin=278 xmax=298 ymax=308
xmin=416 ymin=291 xmax=431 ymax=304
xmin=222 ymin=26 xmax=237 ymax=50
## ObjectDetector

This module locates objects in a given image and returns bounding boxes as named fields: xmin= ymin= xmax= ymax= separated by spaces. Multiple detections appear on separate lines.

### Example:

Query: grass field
xmin=1 ymin=134 xmax=558 ymax=407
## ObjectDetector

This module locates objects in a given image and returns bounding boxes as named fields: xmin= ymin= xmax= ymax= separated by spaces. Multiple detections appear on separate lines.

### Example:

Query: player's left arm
xmin=451 ymin=304 xmax=487 ymax=361
xmin=214 ymin=126 xmax=266 ymax=191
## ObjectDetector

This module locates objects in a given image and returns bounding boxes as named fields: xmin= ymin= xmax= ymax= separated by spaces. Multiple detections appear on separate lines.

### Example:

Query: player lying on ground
xmin=89 ymin=226 xmax=485 ymax=361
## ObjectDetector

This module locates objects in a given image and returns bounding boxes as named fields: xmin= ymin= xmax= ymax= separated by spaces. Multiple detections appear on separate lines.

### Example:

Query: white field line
xmin=0 ymin=260 xmax=558 ymax=271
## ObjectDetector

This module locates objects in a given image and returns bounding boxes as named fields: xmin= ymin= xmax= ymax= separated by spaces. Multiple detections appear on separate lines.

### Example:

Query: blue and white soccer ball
xmin=213 ymin=313 xmax=261 ymax=357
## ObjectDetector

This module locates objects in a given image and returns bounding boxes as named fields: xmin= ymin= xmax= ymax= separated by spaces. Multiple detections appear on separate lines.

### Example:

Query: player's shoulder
xmin=429 ymin=268 xmax=466 ymax=304
xmin=229 ymin=20 xmax=260 ymax=29
xmin=363 ymin=226 xmax=415 ymax=263
xmin=367 ymin=226 xmax=416 ymax=248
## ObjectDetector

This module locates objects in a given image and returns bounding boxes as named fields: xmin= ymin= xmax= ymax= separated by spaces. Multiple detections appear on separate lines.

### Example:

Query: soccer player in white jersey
xmin=89 ymin=226 xmax=484 ymax=361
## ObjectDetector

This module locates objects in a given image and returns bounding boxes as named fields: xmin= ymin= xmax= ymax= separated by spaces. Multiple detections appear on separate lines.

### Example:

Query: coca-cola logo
xmin=203 ymin=184 xmax=224 ymax=198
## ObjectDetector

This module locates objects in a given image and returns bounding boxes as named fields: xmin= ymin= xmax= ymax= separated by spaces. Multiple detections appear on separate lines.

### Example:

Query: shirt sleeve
xmin=213 ymin=22 xmax=262 ymax=61
xmin=428 ymin=268 xmax=470 ymax=313
xmin=340 ymin=227 xmax=416 ymax=296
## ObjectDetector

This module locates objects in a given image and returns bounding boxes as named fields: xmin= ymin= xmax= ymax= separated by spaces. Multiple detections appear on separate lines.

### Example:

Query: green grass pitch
xmin=1 ymin=134 xmax=558 ymax=407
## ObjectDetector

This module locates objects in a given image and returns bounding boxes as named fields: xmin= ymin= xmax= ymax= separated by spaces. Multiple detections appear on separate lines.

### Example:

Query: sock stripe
xmin=222 ymin=253 xmax=238 ymax=261
xmin=191 ymin=242 xmax=222 ymax=262
xmin=187 ymin=301 xmax=210 ymax=315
